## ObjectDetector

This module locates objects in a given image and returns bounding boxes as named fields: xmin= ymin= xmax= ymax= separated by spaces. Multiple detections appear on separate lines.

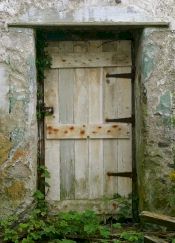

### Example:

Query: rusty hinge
xmin=107 ymin=172 xmax=133 ymax=178
xmin=106 ymin=73 xmax=132 ymax=79
xmin=106 ymin=66 xmax=135 ymax=80
xmin=106 ymin=116 xmax=134 ymax=125
xmin=42 ymin=106 xmax=54 ymax=116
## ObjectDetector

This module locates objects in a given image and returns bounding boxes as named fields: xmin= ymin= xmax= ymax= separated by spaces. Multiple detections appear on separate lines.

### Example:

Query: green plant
xmin=112 ymin=223 xmax=122 ymax=229
xmin=53 ymin=210 xmax=110 ymax=239
xmin=0 ymin=215 xmax=19 ymax=243
xmin=120 ymin=231 xmax=143 ymax=242
xmin=0 ymin=165 xmax=144 ymax=243
xmin=36 ymin=30 xmax=52 ymax=83
xmin=113 ymin=194 xmax=132 ymax=221
xmin=36 ymin=30 xmax=52 ymax=121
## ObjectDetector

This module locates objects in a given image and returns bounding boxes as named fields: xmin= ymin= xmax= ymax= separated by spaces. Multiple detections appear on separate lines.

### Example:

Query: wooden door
xmin=44 ymin=40 xmax=132 ymax=213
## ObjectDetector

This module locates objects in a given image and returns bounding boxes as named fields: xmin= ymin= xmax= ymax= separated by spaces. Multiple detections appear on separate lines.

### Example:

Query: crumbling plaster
xmin=0 ymin=0 xmax=175 ymax=217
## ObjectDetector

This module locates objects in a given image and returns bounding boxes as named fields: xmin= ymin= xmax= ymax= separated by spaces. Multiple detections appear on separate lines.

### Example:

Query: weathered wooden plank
xmin=88 ymin=42 xmax=103 ymax=200
xmin=44 ymin=69 xmax=60 ymax=201
xmin=103 ymin=140 xmax=118 ymax=197
xmin=88 ymin=67 xmax=104 ymax=199
xmin=59 ymin=68 xmax=75 ymax=200
xmin=103 ymin=65 xmax=118 ymax=197
xmin=46 ymin=123 xmax=130 ymax=139
xmin=59 ymin=42 xmax=75 ymax=200
xmin=117 ymin=137 xmax=132 ymax=197
xmin=51 ymin=51 xmax=131 ymax=68
xmin=103 ymin=53 xmax=132 ymax=196
xmin=85 ymin=41 xmax=103 ymax=200
xmin=46 ymin=124 xmax=87 ymax=139
xmin=101 ymin=37 xmax=121 ymax=197
xmin=50 ymin=198 xmax=126 ymax=215
xmin=88 ymin=123 xmax=130 ymax=139
xmin=116 ymin=40 xmax=131 ymax=64
xmin=103 ymin=62 xmax=132 ymax=196
xmin=140 ymin=211 xmax=175 ymax=229
xmin=144 ymin=235 xmax=168 ymax=243
xmin=74 ymin=42 xmax=89 ymax=199
xmin=116 ymin=66 xmax=132 ymax=196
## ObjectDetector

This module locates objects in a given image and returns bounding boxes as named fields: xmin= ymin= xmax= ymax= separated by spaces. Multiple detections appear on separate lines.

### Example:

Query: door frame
xmin=36 ymin=28 xmax=138 ymax=220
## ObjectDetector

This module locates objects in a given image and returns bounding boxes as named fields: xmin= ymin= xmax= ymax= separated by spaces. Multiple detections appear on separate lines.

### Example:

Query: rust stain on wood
xmin=46 ymin=123 xmax=130 ymax=139
xmin=80 ymin=130 xmax=85 ymax=135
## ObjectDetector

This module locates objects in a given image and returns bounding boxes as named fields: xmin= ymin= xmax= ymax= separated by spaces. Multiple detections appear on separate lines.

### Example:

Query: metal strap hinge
xmin=106 ymin=116 xmax=135 ymax=125
xmin=106 ymin=73 xmax=132 ymax=79
xmin=106 ymin=66 xmax=135 ymax=80
xmin=107 ymin=172 xmax=133 ymax=178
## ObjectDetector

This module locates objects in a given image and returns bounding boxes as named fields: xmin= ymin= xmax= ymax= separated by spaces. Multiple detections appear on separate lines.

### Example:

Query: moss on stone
xmin=0 ymin=133 xmax=12 ymax=164
xmin=6 ymin=181 xmax=25 ymax=201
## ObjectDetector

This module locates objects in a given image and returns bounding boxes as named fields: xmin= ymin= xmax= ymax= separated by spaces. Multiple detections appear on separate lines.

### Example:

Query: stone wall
xmin=135 ymin=29 xmax=175 ymax=215
xmin=0 ymin=0 xmax=175 ymax=216
xmin=0 ymin=28 xmax=37 ymax=217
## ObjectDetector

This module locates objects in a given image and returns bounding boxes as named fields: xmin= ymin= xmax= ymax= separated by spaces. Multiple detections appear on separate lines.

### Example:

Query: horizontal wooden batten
xmin=51 ymin=51 xmax=131 ymax=69
xmin=46 ymin=123 xmax=130 ymax=139
xmin=47 ymin=198 xmax=132 ymax=214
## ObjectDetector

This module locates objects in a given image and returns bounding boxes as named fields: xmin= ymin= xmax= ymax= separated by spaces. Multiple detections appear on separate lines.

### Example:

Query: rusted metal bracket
xmin=42 ymin=106 xmax=54 ymax=116
xmin=106 ymin=73 xmax=132 ymax=79
xmin=107 ymin=172 xmax=133 ymax=178
xmin=105 ymin=116 xmax=134 ymax=124
xmin=106 ymin=66 xmax=135 ymax=80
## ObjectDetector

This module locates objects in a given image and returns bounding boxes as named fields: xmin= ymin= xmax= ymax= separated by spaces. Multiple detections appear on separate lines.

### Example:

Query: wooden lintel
xmin=8 ymin=22 xmax=169 ymax=28
xmin=140 ymin=211 xmax=175 ymax=229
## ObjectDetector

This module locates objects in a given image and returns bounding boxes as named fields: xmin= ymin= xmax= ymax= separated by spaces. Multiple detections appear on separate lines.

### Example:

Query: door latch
xmin=43 ymin=106 xmax=54 ymax=116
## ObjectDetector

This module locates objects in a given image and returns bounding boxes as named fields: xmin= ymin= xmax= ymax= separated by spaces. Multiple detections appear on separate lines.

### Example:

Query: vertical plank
xmin=103 ymin=41 xmax=118 ymax=198
xmin=88 ymin=67 xmax=104 ymax=199
xmin=88 ymin=40 xmax=103 ymax=199
xmin=59 ymin=41 xmax=75 ymax=200
xmin=44 ymin=69 xmax=60 ymax=201
xmin=74 ymin=41 xmax=89 ymax=199
xmin=117 ymin=66 xmax=132 ymax=196
xmin=103 ymin=67 xmax=118 ymax=198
